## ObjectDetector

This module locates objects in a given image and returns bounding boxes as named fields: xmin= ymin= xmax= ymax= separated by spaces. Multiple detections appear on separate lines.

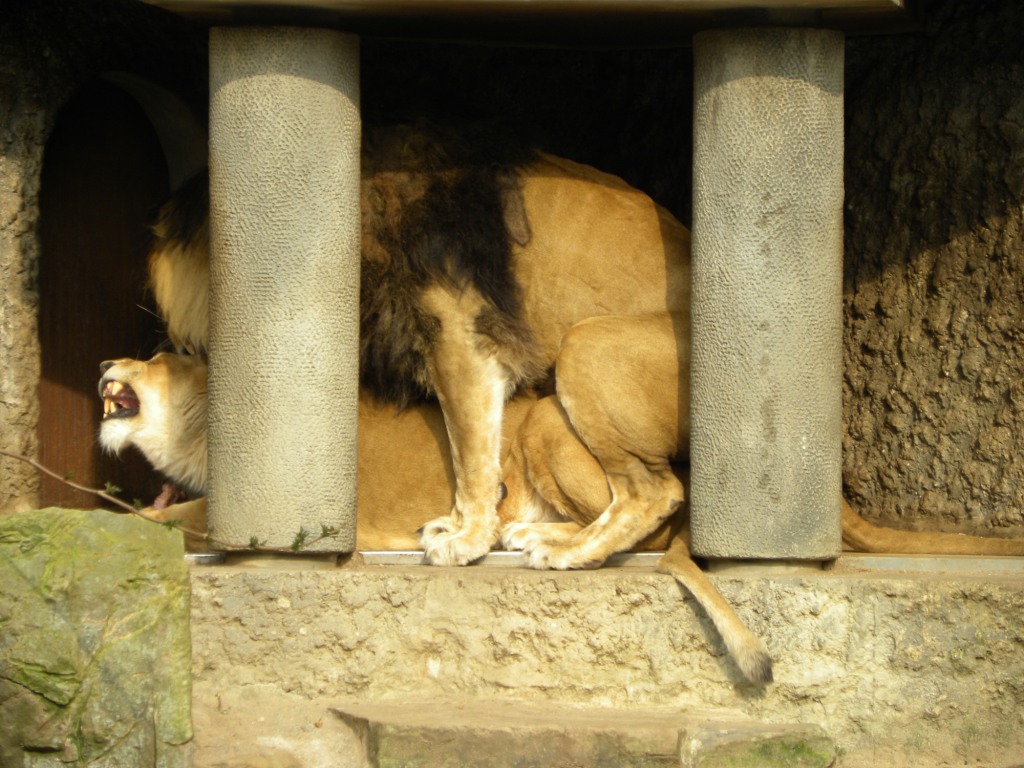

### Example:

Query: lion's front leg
xmin=418 ymin=286 xmax=511 ymax=566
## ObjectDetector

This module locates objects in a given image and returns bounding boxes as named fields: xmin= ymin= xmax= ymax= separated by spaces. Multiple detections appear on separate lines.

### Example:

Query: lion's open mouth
xmin=101 ymin=380 xmax=140 ymax=420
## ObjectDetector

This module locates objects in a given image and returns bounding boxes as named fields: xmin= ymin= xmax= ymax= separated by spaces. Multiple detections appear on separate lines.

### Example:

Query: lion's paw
xmin=500 ymin=522 xmax=548 ymax=552
xmin=527 ymin=543 xmax=604 ymax=571
xmin=419 ymin=516 xmax=496 ymax=566
xmin=419 ymin=514 xmax=459 ymax=540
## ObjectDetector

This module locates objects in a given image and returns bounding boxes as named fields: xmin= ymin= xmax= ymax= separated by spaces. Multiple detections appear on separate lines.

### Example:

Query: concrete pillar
xmin=690 ymin=28 xmax=844 ymax=560
xmin=207 ymin=27 xmax=360 ymax=553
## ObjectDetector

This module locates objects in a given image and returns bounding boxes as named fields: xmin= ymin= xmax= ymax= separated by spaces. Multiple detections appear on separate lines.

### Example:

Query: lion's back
xmin=514 ymin=152 xmax=692 ymax=363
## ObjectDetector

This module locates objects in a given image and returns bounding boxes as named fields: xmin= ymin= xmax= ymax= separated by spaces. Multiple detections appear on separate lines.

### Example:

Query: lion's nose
xmin=99 ymin=360 xmax=116 ymax=375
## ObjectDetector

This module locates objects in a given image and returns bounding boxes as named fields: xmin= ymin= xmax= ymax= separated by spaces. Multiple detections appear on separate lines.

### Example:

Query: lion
xmin=131 ymin=124 xmax=1024 ymax=684
xmin=99 ymin=352 xmax=536 ymax=552
xmin=100 ymin=350 xmax=1024 ymax=686
xmin=149 ymin=125 xmax=689 ymax=568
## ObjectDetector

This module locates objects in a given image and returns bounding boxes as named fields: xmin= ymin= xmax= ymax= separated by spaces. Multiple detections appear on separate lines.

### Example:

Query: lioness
xmin=100 ymin=352 xmax=1024 ymax=686
xmin=99 ymin=352 xmax=532 ymax=552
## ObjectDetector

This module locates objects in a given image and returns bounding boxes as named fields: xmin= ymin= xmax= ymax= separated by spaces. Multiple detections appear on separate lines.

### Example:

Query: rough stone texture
xmin=0 ymin=508 xmax=192 ymax=767
xmin=843 ymin=0 xmax=1024 ymax=537
xmin=680 ymin=722 xmax=835 ymax=768
xmin=190 ymin=685 xmax=367 ymax=768
xmin=690 ymin=28 xmax=845 ymax=559
xmin=190 ymin=563 xmax=1024 ymax=767
xmin=324 ymin=700 xmax=834 ymax=768
xmin=207 ymin=27 xmax=360 ymax=552
xmin=0 ymin=0 xmax=204 ymax=515
xmin=333 ymin=701 xmax=835 ymax=768
xmin=191 ymin=691 xmax=839 ymax=768
xmin=0 ymin=54 xmax=44 ymax=515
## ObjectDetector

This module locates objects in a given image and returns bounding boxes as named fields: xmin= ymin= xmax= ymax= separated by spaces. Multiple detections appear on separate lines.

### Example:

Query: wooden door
xmin=38 ymin=80 xmax=169 ymax=508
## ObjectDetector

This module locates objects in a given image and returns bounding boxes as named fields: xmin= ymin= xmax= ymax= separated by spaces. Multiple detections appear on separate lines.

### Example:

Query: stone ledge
xmin=190 ymin=687 xmax=837 ymax=768
xmin=334 ymin=699 xmax=834 ymax=768
xmin=189 ymin=558 xmax=1024 ymax=767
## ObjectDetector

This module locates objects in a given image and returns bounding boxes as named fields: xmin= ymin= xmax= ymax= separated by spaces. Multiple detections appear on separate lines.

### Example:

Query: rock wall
xmin=189 ymin=563 xmax=1024 ymax=767
xmin=843 ymin=0 xmax=1024 ymax=535
xmin=0 ymin=508 xmax=192 ymax=767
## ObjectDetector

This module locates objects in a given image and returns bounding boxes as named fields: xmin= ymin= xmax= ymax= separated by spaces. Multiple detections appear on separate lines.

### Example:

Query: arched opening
xmin=37 ymin=79 xmax=171 ymax=508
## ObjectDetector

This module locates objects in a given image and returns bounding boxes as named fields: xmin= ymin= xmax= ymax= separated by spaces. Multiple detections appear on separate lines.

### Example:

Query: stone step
xmin=191 ymin=691 xmax=836 ymax=768
xmin=337 ymin=700 xmax=835 ymax=768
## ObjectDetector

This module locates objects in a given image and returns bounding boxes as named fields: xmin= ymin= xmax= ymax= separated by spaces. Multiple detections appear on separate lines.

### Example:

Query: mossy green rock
xmin=0 ymin=508 xmax=192 ymax=767
xmin=682 ymin=724 xmax=836 ymax=768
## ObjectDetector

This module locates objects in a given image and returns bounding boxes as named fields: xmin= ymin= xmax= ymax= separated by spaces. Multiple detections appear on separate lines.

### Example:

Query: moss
xmin=0 ymin=508 xmax=191 ymax=766
xmin=699 ymin=734 xmax=836 ymax=768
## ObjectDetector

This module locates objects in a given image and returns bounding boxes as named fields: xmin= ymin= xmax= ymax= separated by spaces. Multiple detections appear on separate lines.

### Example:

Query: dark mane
xmin=359 ymin=123 xmax=541 ymax=406
xmin=153 ymin=170 xmax=209 ymax=247
xmin=152 ymin=123 xmax=543 ymax=408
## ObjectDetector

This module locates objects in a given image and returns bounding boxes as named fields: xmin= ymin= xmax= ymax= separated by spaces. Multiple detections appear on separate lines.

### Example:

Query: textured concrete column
xmin=690 ymin=28 xmax=844 ymax=560
xmin=207 ymin=27 xmax=360 ymax=552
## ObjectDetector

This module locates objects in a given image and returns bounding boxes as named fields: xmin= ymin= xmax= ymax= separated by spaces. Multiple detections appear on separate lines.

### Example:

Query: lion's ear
xmin=502 ymin=184 xmax=531 ymax=247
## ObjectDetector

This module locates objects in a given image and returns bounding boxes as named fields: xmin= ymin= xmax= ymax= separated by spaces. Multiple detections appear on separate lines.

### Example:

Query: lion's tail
xmin=656 ymin=537 xmax=773 ymax=685
xmin=841 ymin=498 xmax=1024 ymax=556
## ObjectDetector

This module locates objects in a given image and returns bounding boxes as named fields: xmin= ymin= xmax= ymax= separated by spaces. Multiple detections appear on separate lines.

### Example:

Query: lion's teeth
xmin=109 ymin=381 xmax=124 ymax=396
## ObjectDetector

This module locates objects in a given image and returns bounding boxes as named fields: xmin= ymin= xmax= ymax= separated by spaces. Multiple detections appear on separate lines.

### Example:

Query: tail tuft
xmin=736 ymin=644 xmax=774 ymax=685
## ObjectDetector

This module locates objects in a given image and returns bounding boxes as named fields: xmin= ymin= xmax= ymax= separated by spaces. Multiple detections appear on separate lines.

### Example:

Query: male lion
xmin=150 ymin=124 xmax=689 ymax=568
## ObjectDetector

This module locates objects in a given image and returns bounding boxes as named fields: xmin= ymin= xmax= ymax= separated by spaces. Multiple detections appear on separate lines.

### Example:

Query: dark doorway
xmin=38 ymin=80 xmax=169 ymax=508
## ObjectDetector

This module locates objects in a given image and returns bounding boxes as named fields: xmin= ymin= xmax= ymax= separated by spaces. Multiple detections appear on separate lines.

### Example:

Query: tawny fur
xmin=148 ymin=173 xmax=210 ymax=356
xmin=137 ymin=132 xmax=1024 ymax=684
xmin=100 ymin=352 xmax=1024 ymax=685
xmin=100 ymin=353 xmax=207 ymax=493
xmin=146 ymin=135 xmax=690 ymax=567
xmin=98 ymin=353 xmax=536 ymax=552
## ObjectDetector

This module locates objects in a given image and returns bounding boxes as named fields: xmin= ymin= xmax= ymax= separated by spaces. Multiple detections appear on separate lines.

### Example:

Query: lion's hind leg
xmin=524 ymin=313 xmax=687 ymax=570
xmin=499 ymin=395 xmax=609 ymax=552
xmin=502 ymin=521 xmax=582 ymax=552
xmin=501 ymin=320 xmax=773 ymax=684
xmin=526 ymin=470 xmax=683 ymax=570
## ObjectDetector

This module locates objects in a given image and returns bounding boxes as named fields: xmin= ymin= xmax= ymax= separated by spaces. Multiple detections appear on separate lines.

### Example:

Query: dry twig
xmin=0 ymin=448 xmax=210 ymax=541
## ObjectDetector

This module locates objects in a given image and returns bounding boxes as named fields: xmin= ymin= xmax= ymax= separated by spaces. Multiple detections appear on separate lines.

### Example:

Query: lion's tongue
xmin=102 ymin=381 xmax=140 ymax=417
